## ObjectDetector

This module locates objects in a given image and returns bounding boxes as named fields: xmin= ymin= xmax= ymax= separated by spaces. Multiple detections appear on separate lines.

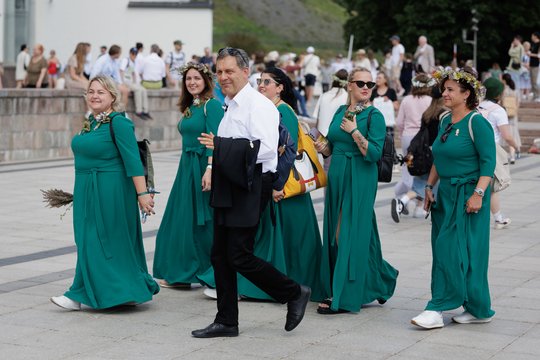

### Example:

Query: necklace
xmin=273 ymin=97 xmax=282 ymax=107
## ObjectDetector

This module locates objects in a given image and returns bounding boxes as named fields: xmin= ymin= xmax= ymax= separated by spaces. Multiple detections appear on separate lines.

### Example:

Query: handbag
xmin=468 ymin=113 xmax=511 ymax=192
xmin=366 ymin=108 xmax=396 ymax=183
xmin=502 ymin=95 xmax=517 ymax=117
xmin=283 ymin=122 xmax=327 ymax=198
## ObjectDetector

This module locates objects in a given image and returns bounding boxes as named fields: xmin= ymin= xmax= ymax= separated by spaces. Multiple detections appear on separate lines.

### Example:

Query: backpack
xmin=405 ymin=110 xmax=448 ymax=176
xmin=366 ymin=108 xmax=395 ymax=182
xmin=109 ymin=113 xmax=156 ymax=190
xmin=274 ymin=118 xmax=297 ymax=191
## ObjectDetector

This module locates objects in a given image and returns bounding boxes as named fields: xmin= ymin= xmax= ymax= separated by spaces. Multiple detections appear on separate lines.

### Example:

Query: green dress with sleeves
xmin=152 ymin=99 xmax=223 ymax=284
xmin=426 ymin=112 xmax=496 ymax=319
xmin=320 ymin=105 xmax=398 ymax=312
xmin=65 ymin=113 xmax=159 ymax=309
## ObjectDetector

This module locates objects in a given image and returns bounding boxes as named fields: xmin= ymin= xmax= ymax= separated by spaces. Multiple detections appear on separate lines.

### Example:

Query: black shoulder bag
xmin=366 ymin=109 xmax=395 ymax=183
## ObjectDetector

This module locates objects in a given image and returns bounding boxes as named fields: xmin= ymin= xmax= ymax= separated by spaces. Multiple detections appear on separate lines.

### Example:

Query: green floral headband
xmin=176 ymin=62 xmax=213 ymax=77
xmin=433 ymin=68 xmax=486 ymax=99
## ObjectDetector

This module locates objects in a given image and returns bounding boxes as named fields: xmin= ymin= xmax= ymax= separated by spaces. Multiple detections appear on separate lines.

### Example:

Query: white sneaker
xmin=494 ymin=218 xmax=511 ymax=230
xmin=452 ymin=311 xmax=492 ymax=324
xmin=50 ymin=295 xmax=81 ymax=311
xmin=411 ymin=310 xmax=444 ymax=329
xmin=203 ymin=288 xmax=217 ymax=300
xmin=413 ymin=206 xmax=427 ymax=218
xmin=391 ymin=198 xmax=403 ymax=223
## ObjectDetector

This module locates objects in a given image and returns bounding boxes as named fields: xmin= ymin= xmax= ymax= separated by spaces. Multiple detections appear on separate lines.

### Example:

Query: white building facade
xmin=1 ymin=0 xmax=213 ymax=65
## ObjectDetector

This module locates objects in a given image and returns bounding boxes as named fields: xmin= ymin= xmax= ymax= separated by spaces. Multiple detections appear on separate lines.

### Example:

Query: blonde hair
xmin=347 ymin=67 xmax=372 ymax=105
xmin=86 ymin=75 xmax=124 ymax=112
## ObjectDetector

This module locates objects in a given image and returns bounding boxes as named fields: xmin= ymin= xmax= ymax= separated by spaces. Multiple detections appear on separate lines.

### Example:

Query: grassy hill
xmin=213 ymin=0 xmax=348 ymax=59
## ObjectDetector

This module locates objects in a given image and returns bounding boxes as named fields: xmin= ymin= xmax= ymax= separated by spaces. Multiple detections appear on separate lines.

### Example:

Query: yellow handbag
xmin=283 ymin=122 xmax=327 ymax=198
xmin=502 ymin=95 xmax=517 ymax=118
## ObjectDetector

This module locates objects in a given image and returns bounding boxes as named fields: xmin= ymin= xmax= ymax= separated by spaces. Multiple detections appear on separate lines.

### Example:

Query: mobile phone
xmin=141 ymin=210 xmax=147 ymax=224
xmin=308 ymin=128 xmax=321 ymax=141
xmin=425 ymin=202 xmax=433 ymax=219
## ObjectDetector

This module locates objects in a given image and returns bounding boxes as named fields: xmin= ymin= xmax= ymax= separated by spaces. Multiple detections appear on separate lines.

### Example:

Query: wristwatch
xmin=473 ymin=187 xmax=484 ymax=197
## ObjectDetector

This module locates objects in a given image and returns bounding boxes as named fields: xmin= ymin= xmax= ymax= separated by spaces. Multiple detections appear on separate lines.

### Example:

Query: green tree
xmin=342 ymin=0 xmax=540 ymax=71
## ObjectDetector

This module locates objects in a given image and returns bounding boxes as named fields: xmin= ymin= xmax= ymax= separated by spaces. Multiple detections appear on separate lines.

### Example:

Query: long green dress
xmin=198 ymin=104 xmax=326 ymax=301
xmin=236 ymin=103 xmax=326 ymax=301
xmin=65 ymin=113 xmax=159 ymax=309
xmin=153 ymin=99 xmax=223 ymax=284
xmin=426 ymin=112 xmax=496 ymax=319
xmin=320 ymin=105 xmax=399 ymax=312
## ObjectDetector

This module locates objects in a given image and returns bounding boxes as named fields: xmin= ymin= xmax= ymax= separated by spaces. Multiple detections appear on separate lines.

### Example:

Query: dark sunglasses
xmin=218 ymin=47 xmax=250 ymax=67
xmin=256 ymin=78 xmax=279 ymax=86
xmin=440 ymin=123 xmax=453 ymax=143
xmin=350 ymin=80 xmax=376 ymax=89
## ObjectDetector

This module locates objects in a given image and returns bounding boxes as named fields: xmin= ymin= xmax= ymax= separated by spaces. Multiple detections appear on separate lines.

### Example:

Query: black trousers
xmin=212 ymin=172 xmax=301 ymax=326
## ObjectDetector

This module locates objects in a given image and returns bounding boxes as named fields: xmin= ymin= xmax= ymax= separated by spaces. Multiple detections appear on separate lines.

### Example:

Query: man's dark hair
xmin=136 ymin=42 xmax=143 ymax=50
xmin=217 ymin=47 xmax=250 ymax=69
xmin=20 ymin=44 xmax=27 ymax=51
xmin=108 ymin=45 xmax=121 ymax=56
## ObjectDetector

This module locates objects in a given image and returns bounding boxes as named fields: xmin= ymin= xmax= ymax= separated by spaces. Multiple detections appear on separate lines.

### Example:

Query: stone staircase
xmin=517 ymin=101 xmax=540 ymax=153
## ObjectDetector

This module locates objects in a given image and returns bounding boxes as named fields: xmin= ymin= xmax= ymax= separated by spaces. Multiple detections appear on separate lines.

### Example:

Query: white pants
xmin=128 ymin=83 xmax=149 ymax=113
xmin=394 ymin=134 xmax=414 ymax=197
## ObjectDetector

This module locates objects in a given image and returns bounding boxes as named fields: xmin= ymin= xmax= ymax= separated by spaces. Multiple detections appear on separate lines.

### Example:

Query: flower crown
xmin=433 ymin=68 xmax=486 ymax=99
xmin=176 ymin=62 xmax=212 ymax=77
xmin=411 ymin=76 xmax=437 ymax=88
xmin=332 ymin=75 xmax=348 ymax=88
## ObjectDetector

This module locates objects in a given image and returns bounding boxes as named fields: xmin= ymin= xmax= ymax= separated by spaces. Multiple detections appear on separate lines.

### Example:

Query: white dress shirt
xmin=218 ymin=83 xmax=279 ymax=173
xmin=90 ymin=54 xmax=122 ymax=83
xmin=137 ymin=53 xmax=166 ymax=82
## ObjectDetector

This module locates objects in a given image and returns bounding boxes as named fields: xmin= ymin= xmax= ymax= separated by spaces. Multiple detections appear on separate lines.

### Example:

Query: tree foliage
xmin=342 ymin=0 xmax=540 ymax=71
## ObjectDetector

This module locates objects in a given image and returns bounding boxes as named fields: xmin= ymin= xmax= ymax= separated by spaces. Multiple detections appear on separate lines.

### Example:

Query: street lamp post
xmin=462 ymin=9 xmax=479 ymax=69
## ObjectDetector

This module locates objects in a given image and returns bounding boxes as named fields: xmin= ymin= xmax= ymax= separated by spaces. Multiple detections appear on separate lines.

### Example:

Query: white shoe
xmin=452 ymin=311 xmax=492 ymax=324
xmin=494 ymin=218 xmax=511 ymax=230
xmin=50 ymin=295 xmax=81 ymax=311
xmin=413 ymin=206 xmax=427 ymax=218
xmin=411 ymin=310 xmax=443 ymax=329
xmin=203 ymin=288 xmax=217 ymax=300
xmin=391 ymin=198 xmax=403 ymax=223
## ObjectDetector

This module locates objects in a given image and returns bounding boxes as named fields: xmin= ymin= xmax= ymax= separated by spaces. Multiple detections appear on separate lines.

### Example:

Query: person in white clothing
xmin=16 ymin=44 xmax=30 ymax=88
xmin=479 ymin=77 xmax=519 ymax=230
xmin=354 ymin=49 xmax=371 ymax=70
xmin=390 ymin=35 xmax=405 ymax=95
xmin=312 ymin=69 xmax=349 ymax=171
xmin=302 ymin=46 xmax=321 ymax=103
xmin=120 ymin=47 xmax=152 ymax=120
xmin=165 ymin=40 xmax=186 ymax=89
xmin=414 ymin=35 xmax=435 ymax=74
xmin=138 ymin=44 xmax=166 ymax=89
xmin=90 ymin=45 xmax=130 ymax=111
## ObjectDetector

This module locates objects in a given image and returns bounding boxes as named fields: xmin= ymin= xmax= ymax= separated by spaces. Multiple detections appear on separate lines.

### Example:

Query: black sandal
xmin=317 ymin=300 xmax=350 ymax=315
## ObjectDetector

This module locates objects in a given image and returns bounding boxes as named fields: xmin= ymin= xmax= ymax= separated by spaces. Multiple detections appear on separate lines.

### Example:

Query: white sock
xmin=400 ymin=195 xmax=410 ymax=206
xmin=493 ymin=211 xmax=503 ymax=222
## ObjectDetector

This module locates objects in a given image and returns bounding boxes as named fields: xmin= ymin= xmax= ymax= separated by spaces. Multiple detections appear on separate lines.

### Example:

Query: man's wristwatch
xmin=473 ymin=187 xmax=484 ymax=197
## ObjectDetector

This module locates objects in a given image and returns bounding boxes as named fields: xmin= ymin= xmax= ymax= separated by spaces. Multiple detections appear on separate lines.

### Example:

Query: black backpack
xmin=274 ymin=118 xmax=297 ymax=191
xmin=367 ymin=108 xmax=395 ymax=183
xmin=405 ymin=125 xmax=432 ymax=176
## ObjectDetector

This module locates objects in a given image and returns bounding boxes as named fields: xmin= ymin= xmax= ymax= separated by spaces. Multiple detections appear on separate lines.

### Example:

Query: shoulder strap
xmin=468 ymin=112 xmax=480 ymax=142
xmin=365 ymin=108 xmax=375 ymax=137
xmin=439 ymin=111 xmax=452 ymax=130
xmin=203 ymin=99 xmax=209 ymax=117
xmin=108 ymin=113 xmax=125 ymax=147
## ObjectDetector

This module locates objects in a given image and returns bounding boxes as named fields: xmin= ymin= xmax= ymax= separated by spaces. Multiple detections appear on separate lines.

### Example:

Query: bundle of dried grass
xmin=41 ymin=189 xmax=73 ymax=208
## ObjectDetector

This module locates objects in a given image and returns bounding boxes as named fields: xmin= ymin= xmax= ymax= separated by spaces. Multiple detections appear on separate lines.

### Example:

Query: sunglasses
xmin=440 ymin=123 xmax=453 ymax=143
xmin=350 ymin=80 xmax=376 ymax=89
xmin=256 ymin=78 xmax=279 ymax=86
xmin=217 ymin=47 xmax=250 ymax=67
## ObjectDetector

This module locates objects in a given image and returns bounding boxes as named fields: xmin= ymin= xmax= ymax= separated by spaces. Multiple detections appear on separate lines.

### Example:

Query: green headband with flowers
xmin=433 ymin=68 xmax=486 ymax=99
xmin=176 ymin=62 xmax=213 ymax=77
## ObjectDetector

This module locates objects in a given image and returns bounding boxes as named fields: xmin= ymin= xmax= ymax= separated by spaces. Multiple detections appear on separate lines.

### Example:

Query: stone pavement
xmin=1 ymin=151 xmax=539 ymax=360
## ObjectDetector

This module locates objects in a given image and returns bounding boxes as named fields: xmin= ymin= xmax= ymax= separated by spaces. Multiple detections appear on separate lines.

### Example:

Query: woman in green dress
xmin=411 ymin=67 xmax=496 ymax=329
xmin=315 ymin=68 xmax=398 ymax=314
xmin=153 ymin=62 xmax=223 ymax=288
xmin=50 ymin=75 xmax=159 ymax=310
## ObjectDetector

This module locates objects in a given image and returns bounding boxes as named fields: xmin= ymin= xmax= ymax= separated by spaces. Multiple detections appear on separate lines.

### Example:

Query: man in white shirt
xmin=192 ymin=47 xmax=310 ymax=339
xmin=302 ymin=46 xmax=321 ymax=103
xmin=120 ymin=47 xmax=152 ymax=120
xmin=165 ymin=40 xmax=186 ymax=89
xmin=137 ymin=44 xmax=166 ymax=89
xmin=90 ymin=45 xmax=130 ymax=110
xmin=414 ymin=35 xmax=435 ymax=74
xmin=390 ymin=35 xmax=405 ymax=95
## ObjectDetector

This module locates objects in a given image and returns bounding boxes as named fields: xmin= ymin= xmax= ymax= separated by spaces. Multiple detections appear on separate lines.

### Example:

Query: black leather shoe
xmin=191 ymin=322 xmax=239 ymax=338
xmin=285 ymin=285 xmax=311 ymax=331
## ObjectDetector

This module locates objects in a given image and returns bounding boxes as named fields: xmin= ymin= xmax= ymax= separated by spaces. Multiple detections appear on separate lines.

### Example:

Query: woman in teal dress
xmin=50 ymin=75 xmax=159 ymax=310
xmin=411 ymin=67 xmax=496 ymax=329
xmin=315 ymin=68 xmax=398 ymax=314
xmin=198 ymin=68 xmax=325 ymax=301
xmin=153 ymin=62 xmax=223 ymax=288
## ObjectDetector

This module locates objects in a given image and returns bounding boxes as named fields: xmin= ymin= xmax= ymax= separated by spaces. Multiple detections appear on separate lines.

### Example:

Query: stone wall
xmin=0 ymin=88 xmax=183 ymax=163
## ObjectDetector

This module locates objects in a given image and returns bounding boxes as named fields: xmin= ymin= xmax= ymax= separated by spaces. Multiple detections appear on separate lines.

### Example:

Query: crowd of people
xmin=39 ymin=29 xmax=538 ymax=337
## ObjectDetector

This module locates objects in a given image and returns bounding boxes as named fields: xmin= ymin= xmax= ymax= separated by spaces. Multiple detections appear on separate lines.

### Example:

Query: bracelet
xmin=137 ymin=191 xmax=150 ymax=196
xmin=425 ymin=184 xmax=434 ymax=190
xmin=206 ymin=164 xmax=212 ymax=169
xmin=349 ymin=128 xmax=358 ymax=135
